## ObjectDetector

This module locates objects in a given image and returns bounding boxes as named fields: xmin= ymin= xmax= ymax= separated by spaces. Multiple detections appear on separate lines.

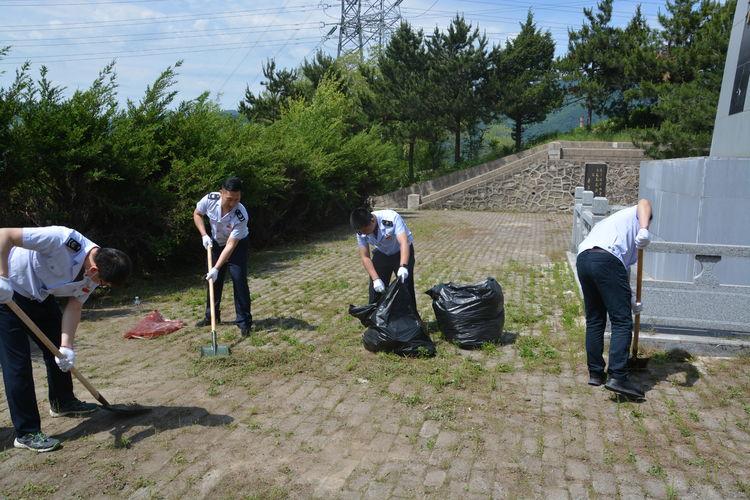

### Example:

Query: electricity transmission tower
xmin=336 ymin=0 xmax=403 ymax=59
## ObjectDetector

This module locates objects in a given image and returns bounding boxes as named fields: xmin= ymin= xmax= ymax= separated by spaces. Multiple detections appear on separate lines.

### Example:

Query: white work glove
xmin=631 ymin=295 xmax=643 ymax=314
xmin=55 ymin=346 xmax=76 ymax=373
xmin=372 ymin=278 xmax=385 ymax=293
xmin=201 ymin=235 xmax=213 ymax=249
xmin=397 ymin=266 xmax=409 ymax=283
xmin=205 ymin=267 xmax=219 ymax=282
xmin=635 ymin=228 xmax=651 ymax=249
xmin=0 ymin=276 xmax=13 ymax=303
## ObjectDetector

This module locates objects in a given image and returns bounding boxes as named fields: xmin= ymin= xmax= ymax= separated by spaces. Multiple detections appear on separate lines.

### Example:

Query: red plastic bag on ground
xmin=124 ymin=310 xmax=185 ymax=339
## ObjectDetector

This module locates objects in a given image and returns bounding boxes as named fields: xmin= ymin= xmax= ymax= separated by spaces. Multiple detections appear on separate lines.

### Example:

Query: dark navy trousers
xmin=0 ymin=294 xmax=75 ymax=437
xmin=576 ymin=249 xmax=634 ymax=379
xmin=369 ymin=244 xmax=417 ymax=311
xmin=203 ymin=235 xmax=252 ymax=329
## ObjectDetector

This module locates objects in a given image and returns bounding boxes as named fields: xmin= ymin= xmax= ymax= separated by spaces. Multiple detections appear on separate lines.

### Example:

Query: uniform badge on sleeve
xmin=208 ymin=193 xmax=220 ymax=200
xmin=235 ymin=209 xmax=246 ymax=222
xmin=65 ymin=237 xmax=82 ymax=252
xmin=383 ymin=220 xmax=393 ymax=227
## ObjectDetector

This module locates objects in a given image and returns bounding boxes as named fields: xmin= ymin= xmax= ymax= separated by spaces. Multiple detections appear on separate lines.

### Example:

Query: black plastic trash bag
xmin=426 ymin=277 xmax=505 ymax=349
xmin=348 ymin=280 xmax=436 ymax=357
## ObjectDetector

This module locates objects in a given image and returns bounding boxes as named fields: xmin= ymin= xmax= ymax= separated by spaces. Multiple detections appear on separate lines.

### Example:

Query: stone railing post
xmin=571 ymin=186 xmax=585 ymax=252
xmin=592 ymin=196 xmax=609 ymax=225
xmin=407 ymin=194 xmax=421 ymax=210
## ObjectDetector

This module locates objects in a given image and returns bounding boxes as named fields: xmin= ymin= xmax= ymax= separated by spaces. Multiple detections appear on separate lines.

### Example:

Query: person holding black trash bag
xmin=350 ymin=208 xmax=417 ymax=310
xmin=575 ymin=199 xmax=652 ymax=400
xmin=193 ymin=176 xmax=252 ymax=337
xmin=0 ymin=226 xmax=131 ymax=452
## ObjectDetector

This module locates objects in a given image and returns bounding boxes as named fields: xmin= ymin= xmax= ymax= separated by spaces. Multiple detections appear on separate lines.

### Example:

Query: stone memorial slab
xmin=584 ymin=163 xmax=607 ymax=197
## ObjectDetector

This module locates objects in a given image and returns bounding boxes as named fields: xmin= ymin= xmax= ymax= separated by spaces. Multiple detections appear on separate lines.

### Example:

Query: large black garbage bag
xmin=425 ymin=277 xmax=505 ymax=349
xmin=348 ymin=280 xmax=436 ymax=357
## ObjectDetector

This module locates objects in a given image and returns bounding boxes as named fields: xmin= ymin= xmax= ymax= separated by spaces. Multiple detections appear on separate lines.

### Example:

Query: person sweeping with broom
xmin=576 ymin=199 xmax=652 ymax=399
xmin=0 ymin=226 xmax=131 ymax=452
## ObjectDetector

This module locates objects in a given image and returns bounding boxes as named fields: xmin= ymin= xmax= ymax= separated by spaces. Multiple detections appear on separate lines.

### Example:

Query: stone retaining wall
xmin=421 ymin=146 xmax=644 ymax=212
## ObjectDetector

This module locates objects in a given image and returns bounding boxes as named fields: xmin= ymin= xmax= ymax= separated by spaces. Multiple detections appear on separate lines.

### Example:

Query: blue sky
xmin=0 ymin=0 xmax=671 ymax=110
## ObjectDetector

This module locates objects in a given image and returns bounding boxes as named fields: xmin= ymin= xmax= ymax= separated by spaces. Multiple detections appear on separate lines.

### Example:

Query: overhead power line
xmin=0 ymin=4 xmax=326 ymax=30
xmin=0 ymin=38 xmax=319 ymax=65
xmin=2 ymin=23 xmax=325 ymax=47
xmin=0 ymin=0 xmax=170 ymax=6
xmin=0 ymin=36 xmax=322 ymax=62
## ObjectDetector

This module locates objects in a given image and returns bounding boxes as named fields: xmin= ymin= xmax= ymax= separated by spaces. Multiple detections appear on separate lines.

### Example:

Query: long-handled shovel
xmin=629 ymin=248 xmax=648 ymax=369
xmin=6 ymin=301 xmax=150 ymax=415
xmin=200 ymin=247 xmax=229 ymax=357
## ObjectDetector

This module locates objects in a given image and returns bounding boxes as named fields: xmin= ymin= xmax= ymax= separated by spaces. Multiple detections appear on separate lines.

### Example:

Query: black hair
xmin=94 ymin=248 xmax=132 ymax=286
xmin=222 ymin=176 xmax=243 ymax=192
xmin=350 ymin=207 xmax=373 ymax=231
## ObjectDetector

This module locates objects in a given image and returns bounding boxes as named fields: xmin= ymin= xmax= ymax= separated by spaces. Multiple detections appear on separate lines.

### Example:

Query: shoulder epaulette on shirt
xmin=207 ymin=193 xmax=220 ymax=200
xmin=65 ymin=237 xmax=81 ymax=252
xmin=382 ymin=220 xmax=393 ymax=227
xmin=235 ymin=209 xmax=246 ymax=222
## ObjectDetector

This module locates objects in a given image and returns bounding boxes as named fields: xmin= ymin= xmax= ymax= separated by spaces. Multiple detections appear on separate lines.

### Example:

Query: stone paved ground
xmin=0 ymin=210 xmax=748 ymax=499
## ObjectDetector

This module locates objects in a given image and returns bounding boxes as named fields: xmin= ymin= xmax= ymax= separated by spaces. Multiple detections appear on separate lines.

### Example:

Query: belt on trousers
xmin=586 ymin=247 xmax=610 ymax=253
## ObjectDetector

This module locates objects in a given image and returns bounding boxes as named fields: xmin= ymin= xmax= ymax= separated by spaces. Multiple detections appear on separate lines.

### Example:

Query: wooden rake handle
xmin=207 ymin=247 xmax=217 ymax=333
xmin=631 ymin=248 xmax=644 ymax=359
xmin=6 ymin=300 xmax=110 ymax=407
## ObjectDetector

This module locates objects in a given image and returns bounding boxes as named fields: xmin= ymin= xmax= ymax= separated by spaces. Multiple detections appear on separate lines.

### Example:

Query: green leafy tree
xmin=492 ymin=11 xmax=563 ymax=151
xmin=427 ymin=15 xmax=492 ymax=165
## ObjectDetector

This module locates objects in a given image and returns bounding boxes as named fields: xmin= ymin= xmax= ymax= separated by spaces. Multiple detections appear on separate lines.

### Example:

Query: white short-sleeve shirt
xmin=195 ymin=192 xmax=250 ymax=246
xmin=8 ymin=226 xmax=99 ymax=303
xmin=578 ymin=205 xmax=641 ymax=268
xmin=356 ymin=209 xmax=414 ymax=256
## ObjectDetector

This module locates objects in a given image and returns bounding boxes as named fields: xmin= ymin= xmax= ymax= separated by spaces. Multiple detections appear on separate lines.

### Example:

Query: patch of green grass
xmin=517 ymin=336 xmax=557 ymax=359
xmin=402 ymin=394 xmax=423 ymax=407
xmin=132 ymin=477 xmax=156 ymax=489
xmin=736 ymin=480 xmax=750 ymax=495
xmin=666 ymin=484 xmax=678 ymax=500
xmin=113 ymin=435 xmax=132 ymax=449
xmin=20 ymin=482 xmax=57 ymax=497
xmin=648 ymin=463 xmax=666 ymax=479
xmin=425 ymin=437 xmax=436 ymax=450
xmin=495 ymin=363 xmax=514 ymax=373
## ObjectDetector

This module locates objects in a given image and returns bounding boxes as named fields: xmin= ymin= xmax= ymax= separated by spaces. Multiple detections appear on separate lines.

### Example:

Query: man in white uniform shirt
xmin=0 ymin=226 xmax=132 ymax=452
xmin=193 ymin=176 xmax=252 ymax=336
xmin=576 ymin=199 xmax=652 ymax=399
xmin=350 ymin=207 xmax=417 ymax=311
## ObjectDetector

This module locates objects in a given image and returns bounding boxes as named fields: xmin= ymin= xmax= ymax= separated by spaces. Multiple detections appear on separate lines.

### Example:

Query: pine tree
xmin=492 ymin=11 xmax=562 ymax=151
xmin=560 ymin=0 xmax=621 ymax=129
xmin=426 ymin=15 xmax=492 ymax=165
xmin=375 ymin=22 xmax=431 ymax=182
xmin=238 ymin=59 xmax=301 ymax=124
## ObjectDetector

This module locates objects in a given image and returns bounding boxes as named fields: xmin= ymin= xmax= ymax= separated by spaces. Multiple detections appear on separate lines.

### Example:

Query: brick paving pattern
xmin=0 ymin=210 xmax=748 ymax=498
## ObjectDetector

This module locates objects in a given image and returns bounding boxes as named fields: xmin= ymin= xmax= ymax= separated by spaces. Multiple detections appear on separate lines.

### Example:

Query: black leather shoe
xmin=605 ymin=378 xmax=645 ymax=399
xmin=240 ymin=324 xmax=252 ymax=337
xmin=588 ymin=372 xmax=607 ymax=386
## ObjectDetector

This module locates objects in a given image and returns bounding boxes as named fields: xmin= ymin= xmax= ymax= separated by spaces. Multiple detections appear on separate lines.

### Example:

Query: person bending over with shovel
xmin=576 ymin=199 xmax=652 ymax=400
xmin=193 ymin=176 xmax=252 ymax=337
xmin=350 ymin=207 xmax=417 ymax=311
xmin=0 ymin=226 xmax=131 ymax=452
